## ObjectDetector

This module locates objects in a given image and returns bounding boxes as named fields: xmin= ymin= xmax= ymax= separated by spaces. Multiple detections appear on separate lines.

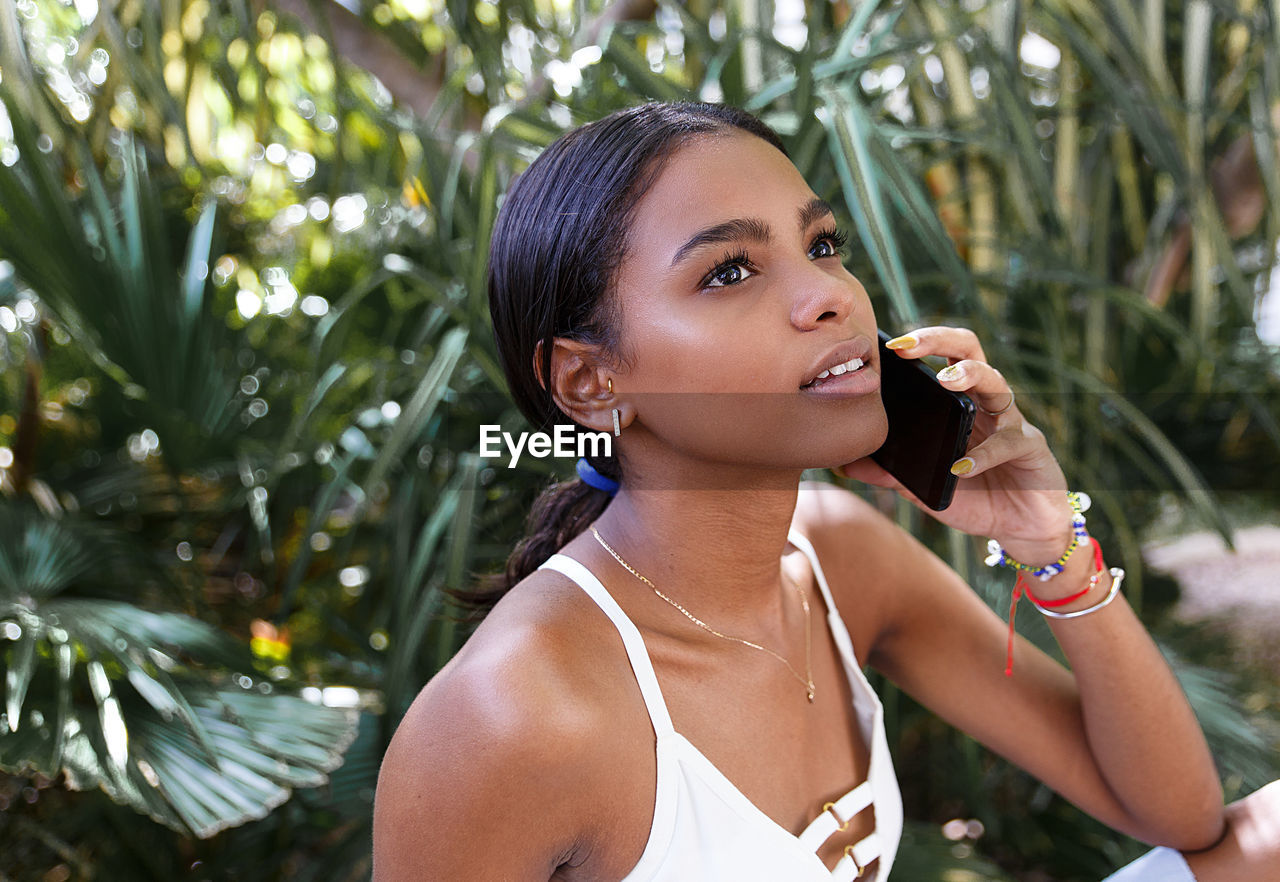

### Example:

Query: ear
xmin=535 ymin=337 xmax=627 ymax=435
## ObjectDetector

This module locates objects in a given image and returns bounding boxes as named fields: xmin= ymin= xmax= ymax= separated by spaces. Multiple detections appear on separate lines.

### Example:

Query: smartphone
xmin=869 ymin=329 xmax=976 ymax=511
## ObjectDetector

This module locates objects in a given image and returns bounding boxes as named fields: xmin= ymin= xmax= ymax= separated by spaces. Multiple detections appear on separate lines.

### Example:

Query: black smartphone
xmin=869 ymin=329 xmax=976 ymax=511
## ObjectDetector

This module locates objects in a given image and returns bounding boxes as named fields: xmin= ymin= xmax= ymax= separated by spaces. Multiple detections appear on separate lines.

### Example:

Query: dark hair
xmin=465 ymin=101 xmax=788 ymax=613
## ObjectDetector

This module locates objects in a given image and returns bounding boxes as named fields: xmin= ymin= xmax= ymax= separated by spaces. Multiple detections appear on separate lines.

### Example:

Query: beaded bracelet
xmin=985 ymin=491 xmax=1091 ymax=581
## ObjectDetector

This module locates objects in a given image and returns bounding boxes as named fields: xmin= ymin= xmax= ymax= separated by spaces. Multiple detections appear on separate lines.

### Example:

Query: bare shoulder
xmin=791 ymin=481 xmax=1040 ymax=706
xmin=794 ymin=479 xmax=885 ymax=536
xmin=373 ymin=569 xmax=638 ymax=880
xmin=793 ymin=479 xmax=911 ymax=591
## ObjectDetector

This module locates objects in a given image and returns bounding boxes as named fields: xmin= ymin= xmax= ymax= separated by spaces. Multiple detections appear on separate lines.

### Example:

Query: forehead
xmin=625 ymin=131 xmax=816 ymax=252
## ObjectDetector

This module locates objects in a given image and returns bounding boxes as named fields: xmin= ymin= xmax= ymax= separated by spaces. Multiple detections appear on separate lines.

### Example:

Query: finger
xmin=950 ymin=421 xmax=1046 ymax=478
xmin=934 ymin=359 xmax=1017 ymax=420
xmin=836 ymin=459 xmax=934 ymax=514
xmin=835 ymin=457 xmax=899 ymax=488
xmin=884 ymin=325 xmax=988 ymax=365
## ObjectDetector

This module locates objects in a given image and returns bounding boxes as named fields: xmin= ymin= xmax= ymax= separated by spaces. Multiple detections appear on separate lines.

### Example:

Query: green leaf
xmin=602 ymin=28 xmax=691 ymax=102
xmin=468 ymin=137 xmax=499 ymax=314
xmin=360 ymin=325 xmax=469 ymax=505
xmin=817 ymin=87 xmax=920 ymax=324
xmin=1014 ymin=352 xmax=1234 ymax=544
xmin=4 ymin=609 xmax=39 ymax=733
xmin=864 ymin=125 xmax=976 ymax=302
xmin=1044 ymin=8 xmax=1187 ymax=183
xmin=0 ymin=506 xmax=100 ymax=600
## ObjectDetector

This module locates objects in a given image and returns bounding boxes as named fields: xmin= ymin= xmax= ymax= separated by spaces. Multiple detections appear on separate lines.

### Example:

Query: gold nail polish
xmin=885 ymin=334 xmax=918 ymax=350
xmin=950 ymin=457 xmax=974 ymax=475
xmin=937 ymin=364 xmax=963 ymax=381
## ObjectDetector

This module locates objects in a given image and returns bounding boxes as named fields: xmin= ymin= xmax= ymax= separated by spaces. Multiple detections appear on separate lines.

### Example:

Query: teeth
xmin=813 ymin=356 xmax=863 ymax=382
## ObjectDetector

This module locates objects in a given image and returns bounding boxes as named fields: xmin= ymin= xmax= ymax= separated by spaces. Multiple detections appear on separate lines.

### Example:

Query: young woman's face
xmin=609 ymin=129 xmax=889 ymax=473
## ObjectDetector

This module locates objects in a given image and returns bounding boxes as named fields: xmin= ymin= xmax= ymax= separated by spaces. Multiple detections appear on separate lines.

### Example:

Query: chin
xmin=866 ymin=407 xmax=889 ymax=450
xmin=828 ymin=405 xmax=889 ymax=464
xmin=808 ymin=431 xmax=889 ymax=472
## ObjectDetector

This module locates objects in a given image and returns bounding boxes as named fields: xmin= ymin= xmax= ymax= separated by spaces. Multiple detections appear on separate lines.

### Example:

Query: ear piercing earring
xmin=608 ymin=377 xmax=621 ymax=437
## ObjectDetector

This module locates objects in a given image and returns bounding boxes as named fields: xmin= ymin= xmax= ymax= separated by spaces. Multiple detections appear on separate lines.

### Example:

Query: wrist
xmin=993 ymin=491 xmax=1080 ymax=564
xmin=987 ymin=494 xmax=1089 ymax=578
xmin=992 ymin=493 xmax=1120 ymax=676
xmin=1025 ymin=547 xmax=1107 ymax=606
xmin=997 ymin=524 xmax=1077 ymax=571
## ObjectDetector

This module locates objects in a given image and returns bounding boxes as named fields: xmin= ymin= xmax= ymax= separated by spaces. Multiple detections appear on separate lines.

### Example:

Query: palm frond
xmin=0 ymin=506 xmax=357 ymax=838
xmin=0 ymin=85 xmax=240 ymax=469
xmin=817 ymin=84 xmax=920 ymax=325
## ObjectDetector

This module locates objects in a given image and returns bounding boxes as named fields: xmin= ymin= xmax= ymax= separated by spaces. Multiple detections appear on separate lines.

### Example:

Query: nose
xmin=789 ymin=262 xmax=868 ymax=330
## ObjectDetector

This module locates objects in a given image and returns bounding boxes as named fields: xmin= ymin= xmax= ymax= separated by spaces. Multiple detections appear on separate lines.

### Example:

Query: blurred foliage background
xmin=0 ymin=0 xmax=1278 ymax=879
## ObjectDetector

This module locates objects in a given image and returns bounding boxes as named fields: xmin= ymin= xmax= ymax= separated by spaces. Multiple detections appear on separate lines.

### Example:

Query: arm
xmin=823 ymin=326 xmax=1224 ymax=850
xmin=847 ymin=494 xmax=1223 ymax=848
xmin=372 ymin=625 xmax=601 ymax=880
xmin=1184 ymin=781 xmax=1280 ymax=882
xmin=1102 ymin=782 xmax=1280 ymax=882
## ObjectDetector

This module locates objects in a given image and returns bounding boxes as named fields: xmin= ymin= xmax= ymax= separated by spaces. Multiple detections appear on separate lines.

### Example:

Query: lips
xmin=800 ymin=336 xmax=876 ymax=389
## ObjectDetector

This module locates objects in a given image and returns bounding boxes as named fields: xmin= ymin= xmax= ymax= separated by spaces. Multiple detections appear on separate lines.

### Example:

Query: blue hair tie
xmin=576 ymin=457 xmax=620 ymax=496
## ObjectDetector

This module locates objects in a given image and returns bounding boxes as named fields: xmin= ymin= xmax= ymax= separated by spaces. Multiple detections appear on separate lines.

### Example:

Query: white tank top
xmin=537 ymin=527 xmax=904 ymax=881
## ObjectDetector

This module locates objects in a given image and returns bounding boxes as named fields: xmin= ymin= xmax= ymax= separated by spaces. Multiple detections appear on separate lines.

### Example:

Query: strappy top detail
xmin=537 ymin=527 xmax=903 ymax=881
xmin=542 ymin=552 xmax=677 ymax=738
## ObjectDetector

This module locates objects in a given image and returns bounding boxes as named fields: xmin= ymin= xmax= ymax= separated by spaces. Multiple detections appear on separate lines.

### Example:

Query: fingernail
xmin=937 ymin=364 xmax=963 ymax=382
xmin=950 ymin=457 xmax=974 ymax=475
xmin=885 ymin=334 xmax=918 ymax=350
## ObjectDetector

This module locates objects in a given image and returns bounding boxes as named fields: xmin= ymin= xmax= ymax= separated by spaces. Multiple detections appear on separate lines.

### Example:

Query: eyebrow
xmin=668 ymin=197 xmax=836 ymax=268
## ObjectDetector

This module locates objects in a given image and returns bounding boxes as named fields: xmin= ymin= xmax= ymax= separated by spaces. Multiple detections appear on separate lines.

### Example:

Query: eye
xmin=809 ymin=226 xmax=849 ymax=260
xmin=701 ymin=250 xmax=756 ymax=289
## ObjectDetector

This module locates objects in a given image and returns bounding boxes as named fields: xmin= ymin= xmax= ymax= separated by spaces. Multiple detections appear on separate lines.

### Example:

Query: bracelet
xmin=1004 ymin=533 xmax=1112 ymax=677
xmin=1022 ymin=537 xmax=1106 ymax=609
xmin=985 ymin=491 xmax=1091 ymax=581
xmin=1034 ymin=568 xmax=1125 ymax=619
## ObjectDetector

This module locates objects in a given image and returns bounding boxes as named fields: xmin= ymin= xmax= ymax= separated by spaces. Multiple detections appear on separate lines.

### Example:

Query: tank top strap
xmin=787 ymin=528 xmax=841 ymax=618
xmin=538 ymin=553 xmax=676 ymax=738
xmin=787 ymin=527 xmax=866 ymax=670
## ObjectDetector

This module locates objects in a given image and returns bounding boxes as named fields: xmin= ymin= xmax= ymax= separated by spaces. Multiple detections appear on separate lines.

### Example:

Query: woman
xmin=373 ymin=101 xmax=1272 ymax=880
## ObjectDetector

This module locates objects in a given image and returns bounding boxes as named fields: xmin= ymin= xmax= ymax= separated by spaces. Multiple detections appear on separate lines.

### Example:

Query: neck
xmin=591 ymin=462 xmax=805 ymax=634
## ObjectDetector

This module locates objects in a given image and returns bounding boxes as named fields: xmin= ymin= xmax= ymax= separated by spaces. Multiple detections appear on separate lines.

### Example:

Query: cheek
xmin=622 ymin=307 xmax=780 ymax=394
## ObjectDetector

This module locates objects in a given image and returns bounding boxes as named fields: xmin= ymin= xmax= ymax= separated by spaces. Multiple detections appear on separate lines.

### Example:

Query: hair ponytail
xmin=460 ymin=101 xmax=786 ymax=616
xmin=464 ymin=468 xmax=614 ymax=612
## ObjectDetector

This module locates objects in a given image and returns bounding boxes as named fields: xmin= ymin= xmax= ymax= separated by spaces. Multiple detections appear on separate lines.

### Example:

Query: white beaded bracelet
xmin=1032 ymin=567 xmax=1126 ymax=619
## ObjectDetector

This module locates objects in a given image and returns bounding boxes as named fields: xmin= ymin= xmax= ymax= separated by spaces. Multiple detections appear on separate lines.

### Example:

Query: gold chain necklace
xmin=589 ymin=525 xmax=815 ymax=703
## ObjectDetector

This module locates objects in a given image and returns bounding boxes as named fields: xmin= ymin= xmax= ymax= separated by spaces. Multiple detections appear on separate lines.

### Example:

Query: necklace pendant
xmin=806 ymin=685 xmax=815 ymax=703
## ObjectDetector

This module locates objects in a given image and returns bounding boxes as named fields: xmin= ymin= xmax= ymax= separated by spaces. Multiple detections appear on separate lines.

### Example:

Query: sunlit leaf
xmin=817 ymin=85 xmax=920 ymax=325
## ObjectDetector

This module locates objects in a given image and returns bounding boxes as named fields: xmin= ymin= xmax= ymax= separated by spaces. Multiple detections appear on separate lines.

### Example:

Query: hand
xmin=835 ymin=325 xmax=1076 ymax=565
xmin=1183 ymin=781 xmax=1280 ymax=882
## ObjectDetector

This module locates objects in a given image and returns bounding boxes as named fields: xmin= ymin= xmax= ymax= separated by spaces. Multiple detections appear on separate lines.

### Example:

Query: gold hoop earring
xmin=607 ymin=378 xmax=613 ymax=393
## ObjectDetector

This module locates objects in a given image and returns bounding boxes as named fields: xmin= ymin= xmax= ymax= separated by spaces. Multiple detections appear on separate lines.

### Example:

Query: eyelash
xmin=700 ymin=226 xmax=850 ymax=289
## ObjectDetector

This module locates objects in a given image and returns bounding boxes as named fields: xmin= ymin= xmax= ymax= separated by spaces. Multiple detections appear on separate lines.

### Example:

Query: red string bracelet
xmin=1005 ymin=536 xmax=1106 ymax=677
